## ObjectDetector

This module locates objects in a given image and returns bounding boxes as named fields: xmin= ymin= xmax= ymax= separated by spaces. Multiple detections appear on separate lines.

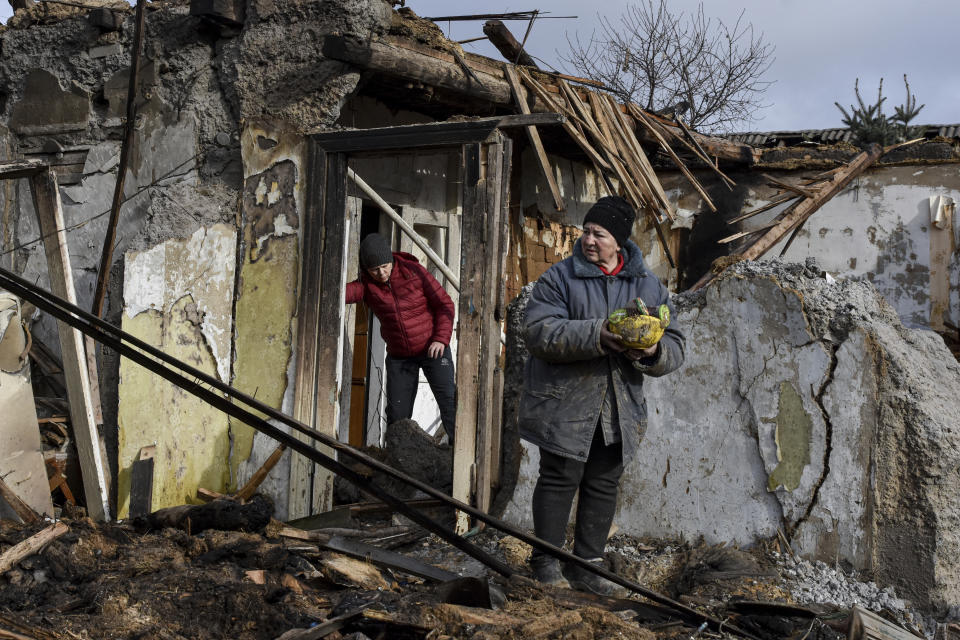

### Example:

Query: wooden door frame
xmin=291 ymin=114 xmax=560 ymax=527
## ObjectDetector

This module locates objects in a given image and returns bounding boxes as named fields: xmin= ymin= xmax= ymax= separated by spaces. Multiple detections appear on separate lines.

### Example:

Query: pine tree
xmin=835 ymin=75 xmax=925 ymax=147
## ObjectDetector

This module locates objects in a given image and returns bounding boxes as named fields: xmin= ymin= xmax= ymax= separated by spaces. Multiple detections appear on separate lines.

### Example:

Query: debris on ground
xmin=1 ymin=500 xmax=952 ymax=639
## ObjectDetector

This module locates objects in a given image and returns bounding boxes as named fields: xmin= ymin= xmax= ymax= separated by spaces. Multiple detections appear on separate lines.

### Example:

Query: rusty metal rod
xmin=0 ymin=265 xmax=757 ymax=639
xmin=91 ymin=0 xmax=147 ymax=318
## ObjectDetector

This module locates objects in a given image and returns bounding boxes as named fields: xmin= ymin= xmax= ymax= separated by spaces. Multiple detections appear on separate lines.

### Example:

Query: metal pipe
xmin=349 ymin=168 xmax=507 ymax=346
xmin=92 ymin=0 xmax=147 ymax=318
xmin=0 ymin=266 xmax=755 ymax=639
xmin=348 ymin=169 xmax=459 ymax=289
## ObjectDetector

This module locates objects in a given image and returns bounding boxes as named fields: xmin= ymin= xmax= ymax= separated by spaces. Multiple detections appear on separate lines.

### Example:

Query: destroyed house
xmin=2 ymin=0 xmax=960 ymax=636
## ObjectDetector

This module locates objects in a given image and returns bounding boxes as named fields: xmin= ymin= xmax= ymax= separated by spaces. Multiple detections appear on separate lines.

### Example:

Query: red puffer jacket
xmin=345 ymin=252 xmax=456 ymax=357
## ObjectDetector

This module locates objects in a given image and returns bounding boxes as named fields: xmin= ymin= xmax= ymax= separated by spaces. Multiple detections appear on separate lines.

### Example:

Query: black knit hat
xmin=583 ymin=196 xmax=636 ymax=246
xmin=359 ymin=233 xmax=394 ymax=269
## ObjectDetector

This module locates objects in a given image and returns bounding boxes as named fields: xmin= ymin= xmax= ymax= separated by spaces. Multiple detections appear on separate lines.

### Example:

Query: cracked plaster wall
xmin=501 ymin=262 xmax=960 ymax=609
xmin=117 ymin=224 xmax=237 ymax=517
xmin=230 ymin=121 xmax=305 ymax=520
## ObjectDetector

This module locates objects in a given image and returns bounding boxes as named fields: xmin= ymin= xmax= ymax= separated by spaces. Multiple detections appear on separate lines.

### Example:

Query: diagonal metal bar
xmin=0 ymin=266 xmax=757 ymax=639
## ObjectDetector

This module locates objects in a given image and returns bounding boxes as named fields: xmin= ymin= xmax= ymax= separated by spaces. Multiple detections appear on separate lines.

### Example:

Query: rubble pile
xmin=777 ymin=553 xmax=906 ymax=612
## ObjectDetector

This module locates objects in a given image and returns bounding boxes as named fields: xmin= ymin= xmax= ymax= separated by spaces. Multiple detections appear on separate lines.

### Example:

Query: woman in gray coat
xmin=519 ymin=196 xmax=685 ymax=595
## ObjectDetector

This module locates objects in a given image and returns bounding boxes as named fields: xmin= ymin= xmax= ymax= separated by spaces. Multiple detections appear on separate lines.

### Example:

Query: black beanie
xmin=359 ymin=233 xmax=394 ymax=269
xmin=583 ymin=196 xmax=636 ymax=246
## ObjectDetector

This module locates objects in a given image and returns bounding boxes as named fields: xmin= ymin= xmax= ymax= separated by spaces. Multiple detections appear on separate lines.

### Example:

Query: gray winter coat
xmin=518 ymin=239 xmax=685 ymax=463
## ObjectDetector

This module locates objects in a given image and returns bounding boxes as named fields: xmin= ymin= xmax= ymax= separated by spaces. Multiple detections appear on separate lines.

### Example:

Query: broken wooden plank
xmin=474 ymin=134 xmax=509 ymax=515
xmin=289 ymin=141 xmax=327 ymax=520
xmin=630 ymin=104 xmax=738 ymax=188
xmin=0 ymin=160 xmax=45 ymax=180
xmin=235 ymin=443 xmax=286 ymax=501
xmin=273 ymin=607 xmax=369 ymax=640
xmin=762 ymin=173 xmax=817 ymax=200
xmin=321 ymin=553 xmax=392 ymax=590
xmin=322 ymin=534 xmax=458 ymax=583
xmin=128 ymin=444 xmax=155 ymax=518
xmin=310 ymin=151 xmax=349 ymax=516
xmin=0 ymin=476 xmax=40 ymax=525
xmin=719 ymin=223 xmax=778 ymax=244
xmin=0 ymin=522 xmax=68 ymax=575
xmin=452 ymin=141 xmax=494 ymax=534
xmin=504 ymin=65 xmax=564 ymax=211
xmin=28 ymin=169 xmax=109 ymax=522
xmin=631 ymin=107 xmax=717 ymax=212
xmin=740 ymin=144 xmax=883 ymax=261
xmin=727 ymin=193 xmax=799 ymax=224
xmin=196 ymin=487 xmax=228 ymax=502
xmin=518 ymin=71 xmax=611 ymax=172
xmin=484 ymin=19 xmax=538 ymax=67
xmin=849 ymin=605 xmax=923 ymax=640
xmin=601 ymin=94 xmax=674 ymax=220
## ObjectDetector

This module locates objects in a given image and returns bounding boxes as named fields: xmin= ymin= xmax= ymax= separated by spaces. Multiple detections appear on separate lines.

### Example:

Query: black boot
xmin=565 ymin=557 xmax=628 ymax=597
xmin=530 ymin=556 xmax=571 ymax=588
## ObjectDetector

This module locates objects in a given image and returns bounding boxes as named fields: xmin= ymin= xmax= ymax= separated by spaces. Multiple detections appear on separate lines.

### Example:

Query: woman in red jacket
xmin=345 ymin=233 xmax=457 ymax=442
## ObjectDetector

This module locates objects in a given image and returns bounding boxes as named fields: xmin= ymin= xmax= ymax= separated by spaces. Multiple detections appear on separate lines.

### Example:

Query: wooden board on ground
xmin=0 ymin=522 xmax=69 ymax=575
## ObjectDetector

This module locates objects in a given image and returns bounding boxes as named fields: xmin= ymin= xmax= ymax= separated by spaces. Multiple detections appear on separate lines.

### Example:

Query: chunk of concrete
xmin=190 ymin=0 xmax=245 ymax=26
xmin=0 ymin=294 xmax=54 ymax=520
xmin=82 ymin=141 xmax=120 ymax=175
xmin=88 ymin=7 xmax=122 ymax=30
xmin=104 ymin=59 xmax=158 ymax=118
xmin=9 ymin=69 xmax=90 ymax=135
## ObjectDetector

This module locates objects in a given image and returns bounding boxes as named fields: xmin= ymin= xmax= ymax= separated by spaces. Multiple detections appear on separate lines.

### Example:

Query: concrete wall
xmin=502 ymin=262 xmax=960 ymax=609
xmin=665 ymin=162 xmax=960 ymax=330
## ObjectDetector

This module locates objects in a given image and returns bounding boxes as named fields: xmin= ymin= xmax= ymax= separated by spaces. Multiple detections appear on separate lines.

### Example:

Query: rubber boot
xmin=565 ymin=557 xmax=628 ymax=598
xmin=530 ymin=556 xmax=571 ymax=589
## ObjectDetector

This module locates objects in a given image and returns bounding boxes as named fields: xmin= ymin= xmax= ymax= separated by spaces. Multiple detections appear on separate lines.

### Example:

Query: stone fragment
xmin=9 ymin=69 xmax=90 ymax=135
xmin=104 ymin=59 xmax=158 ymax=118
xmin=88 ymin=7 xmax=122 ymax=30
xmin=89 ymin=43 xmax=122 ymax=58
xmin=82 ymin=142 xmax=120 ymax=175
xmin=190 ymin=0 xmax=245 ymax=26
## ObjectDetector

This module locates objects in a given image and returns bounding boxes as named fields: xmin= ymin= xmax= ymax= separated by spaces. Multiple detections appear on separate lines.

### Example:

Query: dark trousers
xmin=531 ymin=424 xmax=624 ymax=563
xmin=385 ymin=346 xmax=457 ymax=441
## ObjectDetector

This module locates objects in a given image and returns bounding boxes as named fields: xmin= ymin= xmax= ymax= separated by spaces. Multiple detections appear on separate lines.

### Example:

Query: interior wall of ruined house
xmin=663 ymin=163 xmax=960 ymax=329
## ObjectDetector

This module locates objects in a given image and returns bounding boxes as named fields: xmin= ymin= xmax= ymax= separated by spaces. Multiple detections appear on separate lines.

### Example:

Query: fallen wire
xmin=0 ymin=266 xmax=759 ymax=640
xmin=0 ymin=153 xmax=201 ymax=259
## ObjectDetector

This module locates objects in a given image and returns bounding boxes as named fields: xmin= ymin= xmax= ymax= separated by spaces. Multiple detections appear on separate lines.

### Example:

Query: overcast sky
xmin=409 ymin=0 xmax=960 ymax=133
xmin=2 ymin=0 xmax=956 ymax=133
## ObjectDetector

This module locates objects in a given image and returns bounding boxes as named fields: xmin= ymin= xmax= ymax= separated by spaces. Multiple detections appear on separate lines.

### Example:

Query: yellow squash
xmin=607 ymin=297 xmax=670 ymax=349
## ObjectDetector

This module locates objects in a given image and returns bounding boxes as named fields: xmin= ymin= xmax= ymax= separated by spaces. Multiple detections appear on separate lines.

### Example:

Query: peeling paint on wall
xmin=230 ymin=233 xmax=299 ymax=469
xmin=767 ymin=381 xmax=812 ymax=492
xmin=230 ymin=122 xmax=306 ymax=507
xmin=117 ymin=298 xmax=232 ymax=517
xmin=116 ymin=225 xmax=238 ymax=517
xmin=123 ymin=224 xmax=237 ymax=383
